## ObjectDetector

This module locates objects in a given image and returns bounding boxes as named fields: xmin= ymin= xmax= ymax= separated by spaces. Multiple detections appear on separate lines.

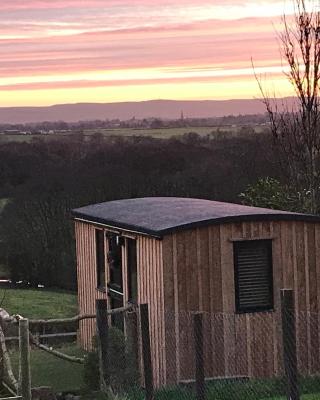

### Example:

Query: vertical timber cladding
xmin=75 ymin=221 xmax=107 ymax=350
xmin=137 ymin=235 xmax=166 ymax=388
xmin=162 ymin=220 xmax=320 ymax=384
xmin=75 ymin=220 xmax=166 ymax=386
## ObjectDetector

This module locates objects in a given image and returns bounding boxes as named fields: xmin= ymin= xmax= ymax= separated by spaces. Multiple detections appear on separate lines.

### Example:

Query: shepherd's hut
xmin=72 ymin=197 xmax=320 ymax=387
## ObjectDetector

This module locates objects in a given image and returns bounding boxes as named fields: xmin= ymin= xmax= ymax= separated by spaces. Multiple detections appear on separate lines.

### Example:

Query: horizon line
xmin=0 ymin=96 xmax=295 ymax=109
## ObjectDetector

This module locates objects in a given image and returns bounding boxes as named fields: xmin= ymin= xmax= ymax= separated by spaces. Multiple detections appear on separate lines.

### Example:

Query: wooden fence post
xmin=96 ymin=299 xmax=109 ymax=392
xmin=19 ymin=318 xmax=31 ymax=400
xmin=140 ymin=304 xmax=154 ymax=400
xmin=125 ymin=310 xmax=139 ymax=373
xmin=281 ymin=289 xmax=299 ymax=400
xmin=194 ymin=312 xmax=205 ymax=400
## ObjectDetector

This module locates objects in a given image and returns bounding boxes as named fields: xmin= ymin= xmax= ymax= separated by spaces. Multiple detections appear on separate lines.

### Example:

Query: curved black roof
xmin=71 ymin=197 xmax=320 ymax=237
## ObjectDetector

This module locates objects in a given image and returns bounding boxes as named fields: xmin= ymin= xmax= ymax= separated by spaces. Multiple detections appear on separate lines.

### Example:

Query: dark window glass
xmin=127 ymin=239 xmax=137 ymax=303
xmin=95 ymin=230 xmax=105 ymax=288
xmin=107 ymin=234 xmax=123 ymax=291
xmin=234 ymin=240 xmax=273 ymax=313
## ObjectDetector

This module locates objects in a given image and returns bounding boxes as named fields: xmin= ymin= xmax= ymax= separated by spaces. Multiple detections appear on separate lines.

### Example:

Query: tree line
xmin=0 ymin=132 xmax=280 ymax=290
xmin=0 ymin=113 xmax=268 ymax=133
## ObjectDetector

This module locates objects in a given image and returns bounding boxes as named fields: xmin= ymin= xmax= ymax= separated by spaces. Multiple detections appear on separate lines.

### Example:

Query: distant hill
xmin=0 ymin=98 xmax=295 ymax=124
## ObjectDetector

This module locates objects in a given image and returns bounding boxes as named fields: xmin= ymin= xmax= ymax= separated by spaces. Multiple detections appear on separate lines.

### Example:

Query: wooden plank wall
xmin=75 ymin=221 xmax=108 ymax=350
xmin=137 ymin=236 xmax=166 ymax=388
xmin=162 ymin=220 xmax=320 ymax=383
xmin=75 ymin=220 xmax=166 ymax=387
xmin=75 ymin=218 xmax=320 ymax=385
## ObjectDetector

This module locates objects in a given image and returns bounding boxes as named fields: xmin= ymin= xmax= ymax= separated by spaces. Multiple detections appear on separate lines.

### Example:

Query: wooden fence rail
xmin=5 ymin=331 xmax=77 ymax=342
xmin=4 ymin=304 xmax=133 ymax=326
xmin=0 ymin=305 xmax=135 ymax=400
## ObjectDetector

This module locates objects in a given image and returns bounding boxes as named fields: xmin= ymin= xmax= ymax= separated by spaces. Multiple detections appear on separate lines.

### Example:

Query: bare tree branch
xmin=256 ymin=0 xmax=320 ymax=213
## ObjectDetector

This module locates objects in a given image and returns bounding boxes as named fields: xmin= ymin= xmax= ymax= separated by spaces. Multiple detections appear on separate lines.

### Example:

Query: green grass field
xmin=0 ymin=124 xmax=265 ymax=143
xmin=83 ymin=125 xmax=258 ymax=139
xmin=84 ymin=126 xmax=218 ymax=138
xmin=10 ymin=344 xmax=85 ymax=392
xmin=0 ymin=133 xmax=45 ymax=143
xmin=4 ymin=289 xmax=82 ymax=393
xmin=0 ymin=288 xmax=78 ymax=318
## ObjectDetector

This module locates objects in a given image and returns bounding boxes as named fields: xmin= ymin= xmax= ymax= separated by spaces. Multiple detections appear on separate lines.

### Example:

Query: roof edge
xmin=71 ymin=209 xmax=320 ymax=237
xmin=72 ymin=212 xmax=163 ymax=238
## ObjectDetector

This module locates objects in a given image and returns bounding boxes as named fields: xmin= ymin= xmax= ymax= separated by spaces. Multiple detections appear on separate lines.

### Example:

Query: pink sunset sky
xmin=0 ymin=0 xmax=304 ymax=106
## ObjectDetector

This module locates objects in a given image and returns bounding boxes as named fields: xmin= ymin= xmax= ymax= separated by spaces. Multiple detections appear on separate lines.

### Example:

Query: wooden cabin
xmin=72 ymin=197 xmax=320 ymax=387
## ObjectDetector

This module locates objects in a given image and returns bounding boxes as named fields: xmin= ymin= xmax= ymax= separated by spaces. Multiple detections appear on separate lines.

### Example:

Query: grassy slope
xmin=1 ymin=288 xmax=78 ymax=318
xmin=6 ymin=289 xmax=82 ymax=392
xmin=10 ymin=344 xmax=85 ymax=392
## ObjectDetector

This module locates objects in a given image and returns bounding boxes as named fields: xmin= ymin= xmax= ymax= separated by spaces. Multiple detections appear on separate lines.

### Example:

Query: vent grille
xmin=234 ymin=240 xmax=273 ymax=313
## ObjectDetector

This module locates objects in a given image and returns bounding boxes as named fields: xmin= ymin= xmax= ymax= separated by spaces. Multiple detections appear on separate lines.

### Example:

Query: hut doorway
xmin=127 ymin=238 xmax=137 ymax=304
xmin=107 ymin=233 xmax=124 ymax=329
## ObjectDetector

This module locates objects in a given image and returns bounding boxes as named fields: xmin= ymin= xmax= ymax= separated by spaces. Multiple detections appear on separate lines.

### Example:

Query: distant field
xmin=1 ymin=288 xmax=78 ymax=319
xmin=0 ymin=133 xmax=56 ymax=143
xmin=82 ymin=125 xmax=266 ymax=138
xmin=0 ymin=124 xmax=267 ymax=142
xmin=83 ymin=126 xmax=221 ymax=138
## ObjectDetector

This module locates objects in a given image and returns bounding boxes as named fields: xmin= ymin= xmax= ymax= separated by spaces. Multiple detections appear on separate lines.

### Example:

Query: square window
xmin=234 ymin=240 xmax=273 ymax=313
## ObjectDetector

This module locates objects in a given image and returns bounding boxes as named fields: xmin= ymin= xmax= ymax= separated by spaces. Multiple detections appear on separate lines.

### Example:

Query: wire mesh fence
xmin=3 ymin=299 xmax=320 ymax=400
xmin=93 ymin=303 xmax=320 ymax=400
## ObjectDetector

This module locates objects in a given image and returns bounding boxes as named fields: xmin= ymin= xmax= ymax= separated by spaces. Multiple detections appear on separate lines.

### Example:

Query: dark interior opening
xmin=127 ymin=238 xmax=137 ymax=303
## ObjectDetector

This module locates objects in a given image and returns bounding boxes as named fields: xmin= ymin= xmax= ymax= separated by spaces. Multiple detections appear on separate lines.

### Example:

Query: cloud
xmin=0 ymin=1 xmax=293 ymax=105
xmin=0 ymin=16 xmax=280 ymax=77
xmin=0 ymin=68 xmax=285 ymax=91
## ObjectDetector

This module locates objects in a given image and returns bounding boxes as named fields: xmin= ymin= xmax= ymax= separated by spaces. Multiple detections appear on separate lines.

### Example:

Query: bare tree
xmin=257 ymin=0 xmax=320 ymax=213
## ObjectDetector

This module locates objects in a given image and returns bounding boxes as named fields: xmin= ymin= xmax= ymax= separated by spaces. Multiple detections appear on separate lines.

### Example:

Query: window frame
xmin=234 ymin=239 xmax=274 ymax=314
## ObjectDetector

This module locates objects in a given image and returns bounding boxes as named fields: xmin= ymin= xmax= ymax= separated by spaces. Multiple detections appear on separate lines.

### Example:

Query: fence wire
xmin=3 ymin=307 xmax=320 ymax=400
xmin=102 ymin=308 xmax=320 ymax=400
